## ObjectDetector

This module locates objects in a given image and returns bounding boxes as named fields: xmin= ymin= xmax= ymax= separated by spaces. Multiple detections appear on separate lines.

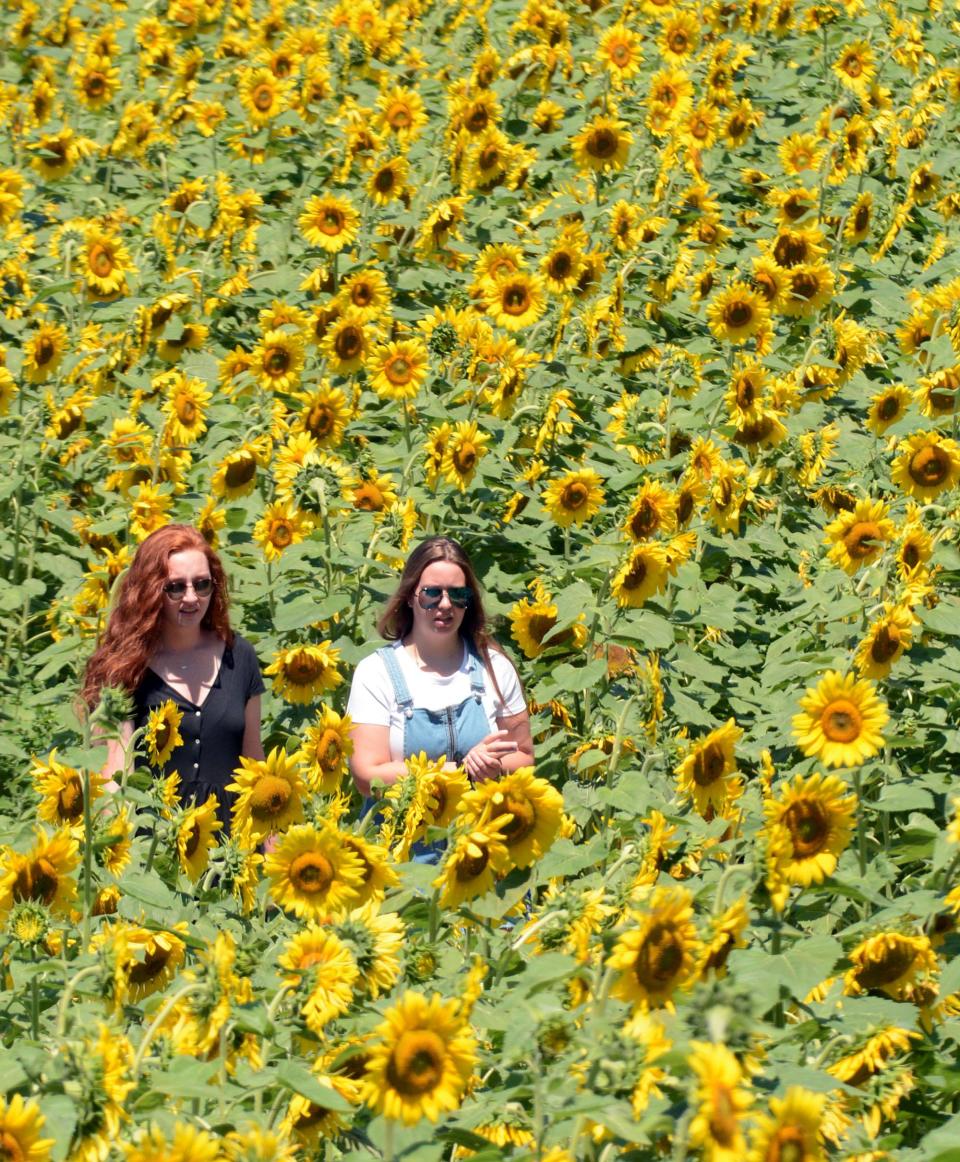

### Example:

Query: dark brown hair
xmin=80 ymin=524 xmax=233 ymax=709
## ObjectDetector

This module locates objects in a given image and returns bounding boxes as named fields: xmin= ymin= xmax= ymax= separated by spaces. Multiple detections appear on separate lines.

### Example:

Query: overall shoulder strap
xmin=377 ymin=645 xmax=414 ymax=711
xmin=466 ymin=646 xmax=486 ymax=700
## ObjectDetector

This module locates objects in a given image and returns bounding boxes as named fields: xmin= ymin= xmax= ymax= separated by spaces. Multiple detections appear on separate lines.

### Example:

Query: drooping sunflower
xmin=434 ymin=818 xmax=512 ymax=909
xmin=792 ymin=671 xmax=888 ymax=768
xmin=825 ymin=497 xmax=895 ymax=574
xmin=826 ymin=1026 xmax=919 ymax=1086
xmin=441 ymin=420 xmax=491 ymax=492
xmin=278 ymin=925 xmax=360 ymax=1034
xmin=369 ymin=338 xmax=430 ymax=401
xmin=0 ymin=827 xmax=80 ymax=918
xmin=687 ymin=1042 xmax=753 ymax=1161
xmin=697 ymin=897 xmax=750 ymax=978
xmin=265 ymin=643 xmax=343 ymax=704
xmin=299 ymin=194 xmax=360 ymax=253
xmin=571 ymin=114 xmax=633 ymax=173
xmin=333 ymin=901 xmax=405 ymax=998
xmin=623 ymin=481 xmax=678 ymax=541
xmin=406 ymin=752 xmax=471 ymax=842
xmin=483 ymin=271 xmax=546 ymax=331
xmin=843 ymin=930 xmax=938 ymax=1000
xmin=228 ymin=747 xmax=307 ymax=843
xmin=0 ymin=1094 xmax=54 ymax=1162
xmin=891 ymin=431 xmax=960 ymax=501
xmin=143 ymin=699 xmax=183 ymax=767
xmin=123 ymin=923 xmax=188 ymax=1004
xmin=509 ymin=584 xmax=587 ymax=659
xmin=362 ymin=991 xmax=477 ymax=1125
xmin=340 ymin=835 xmax=400 ymax=908
xmin=297 ymin=705 xmax=353 ymax=796
xmin=611 ymin=543 xmax=671 ymax=609
xmin=747 ymin=1088 xmax=825 ymax=1162
xmin=162 ymin=373 xmax=211 ymax=446
xmin=252 ymin=501 xmax=310 ymax=562
xmin=854 ymin=605 xmax=916 ymax=679
xmin=31 ymin=749 xmax=103 ymax=829
xmin=707 ymin=282 xmax=770 ymax=344
xmin=542 ymin=468 xmax=605 ymax=528
xmin=675 ymin=719 xmax=744 ymax=818
xmin=177 ymin=794 xmax=222 ymax=881
xmin=281 ymin=1072 xmax=361 ymax=1146
xmin=266 ymin=823 xmax=365 ymax=921
xmin=608 ymin=885 xmax=700 ymax=1011
xmin=458 ymin=768 xmax=563 ymax=869
xmin=763 ymin=773 xmax=856 ymax=887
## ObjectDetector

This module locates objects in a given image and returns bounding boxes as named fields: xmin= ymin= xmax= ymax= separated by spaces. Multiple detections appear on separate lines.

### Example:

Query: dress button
xmin=195 ymin=710 xmax=201 ymax=717
xmin=195 ymin=739 xmax=199 ymax=746
xmin=193 ymin=762 xmax=199 ymax=769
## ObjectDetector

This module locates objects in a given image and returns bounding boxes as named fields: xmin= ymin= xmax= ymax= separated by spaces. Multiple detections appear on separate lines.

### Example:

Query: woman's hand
xmin=463 ymin=730 xmax=518 ymax=783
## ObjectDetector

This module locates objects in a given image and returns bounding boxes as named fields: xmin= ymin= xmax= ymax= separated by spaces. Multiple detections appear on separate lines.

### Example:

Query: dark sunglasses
xmin=417 ymin=585 xmax=472 ymax=609
xmin=163 ymin=578 xmax=214 ymax=598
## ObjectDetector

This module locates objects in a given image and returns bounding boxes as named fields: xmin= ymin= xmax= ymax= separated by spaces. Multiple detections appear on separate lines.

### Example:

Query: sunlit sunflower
xmin=268 ymin=823 xmax=364 ymax=923
xmin=362 ymin=991 xmax=476 ymax=1125
xmin=833 ymin=40 xmax=875 ymax=93
xmin=675 ymin=719 xmax=743 ymax=818
xmin=297 ymin=705 xmax=353 ymax=795
xmin=31 ymin=749 xmax=103 ymax=829
xmin=747 ymin=1088 xmax=825 ymax=1162
xmin=458 ymin=768 xmax=563 ymax=870
xmin=292 ymin=382 xmax=351 ymax=448
xmin=162 ymin=373 xmax=211 ymax=446
xmin=510 ymin=584 xmax=587 ymax=659
xmin=865 ymin=384 xmax=912 ymax=435
xmin=571 ymin=114 xmax=633 ymax=174
xmin=827 ymin=1025 xmax=918 ymax=1089
xmin=896 ymin=521 xmax=933 ymax=579
xmin=597 ymin=23 xmax=644 ymax=82
xmin=844 ymin=190 xmax=873 ymax=245
xmin=440 ymin=420 xmax=491 ymax=492
xmin=435 ymin=817 xmax=513 ymax=909
xmin=792 ymin=671 xmax=888 ymax=768
xmin=611 ymin=543 xmax=671 ymax=609
xmin=23 ymin=321 xmax=69 ymax=383
xmin=917 ymin=366 xmax=960 ymax=420
xmin=238 ymin=65 xmax=293 ymax=126
xmin=542 ymin=468 xmax=605 ymax=528
xmin=321 ymin=313 xmax=375 ymax=375
xmin=253 ymin=329 xmax=305 ymax=392
xmin=121 ymin=923 xmax=188 ymax=1004
xmin=333 ymin=902 xmax=404 ymax=999
xmin=483 ymin=271 xmax=546 ymax=331
xmin=252 ymin=501 xmax=310 ymax=562
xmin=0 ymin=827 xmax=80 ymax=918
xmin=340 ymin=835 xmax=400 ymax=908
xmin=0 ymin=1094 xmax=54 ymax=1162
xmin=338 ymin=268 xmax=392 ymax=324
xmin=843 ymin=931 xmax=938 ymax=1000
xmin=697 ymin=897 xmax=750 ymax=978
xmin=540 ymin=238 xmax=585 ymax=296
xmin=781 ymin=262 xmax=835 ymax=318
xmin=764 ymin=773 xmax=856 ymax=887
xmin=81 ymin=228 xmax=132 ymax=297
xmin=891 ymin=431 xmax=960 ymax=501
xmin=143 ymin=699 xmax=183 ymax=767
xmin=369 ymin=338 xmax=430 ymax=400
xmin=122 ymin=1122 xmax=221 ymax=1162
xmin=228 ymin=747 xmax=306 ymax=843
xmin=377 ymin=85 xmax=428 ymax=142
xmin=177 ymin=794 xmax=222 ymax=881
xmin=367 ymin=155 xmax=409 ymax=206
xmin=278 ymin=925 xmax=359 ymax=1033
xmin=825 ymin=497 xmax=895 ymax=574
xmin=623 ymin=482 xmax=678 ymax=541
xmin=609 ymin=885 xmax=700 ymax=1011
xmin=687 ymin=1041 xmax=753 ymax=1161
xmin=707 ymin=282 xmax=770 ymax=344
xmin=266 ymin=643 xmax=343 ymax=704
xmin=855 ymin=605 xmax=916 ymax=679
xmin=299 ymin=193 xmax=360 ymax=253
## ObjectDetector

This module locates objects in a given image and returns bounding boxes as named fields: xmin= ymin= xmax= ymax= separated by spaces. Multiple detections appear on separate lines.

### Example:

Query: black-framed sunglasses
xmin=163 ymin=578 xmax=214 ymax=599
xmin=416 ymin=585 xmax=473 ymax=610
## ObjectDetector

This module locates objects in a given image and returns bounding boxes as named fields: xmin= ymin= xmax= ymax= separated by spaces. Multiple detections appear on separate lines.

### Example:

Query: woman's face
xmin=408 ymin=559 xmax=469 ymax=643
xmin=161 ymin=548 xmax=213 ymax=632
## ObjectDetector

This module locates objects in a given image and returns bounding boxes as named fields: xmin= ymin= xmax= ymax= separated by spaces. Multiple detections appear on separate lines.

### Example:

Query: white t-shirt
xmin=347 ymin=639 xmax=526 ymax=762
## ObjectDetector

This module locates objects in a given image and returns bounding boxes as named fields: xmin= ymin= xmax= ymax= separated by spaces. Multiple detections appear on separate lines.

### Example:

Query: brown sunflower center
xmin=36 ymin=337 xmax=56 ymax=365
xmin=782 ymin=799 xmax=829 ymax=857
xmin=265 ymin=347 xmax=290 ymax=374
xmin=270 ymin=520 xmax=294 ymax=547
xmin=354 ymin=483 xmax=386 ymax=511
xmin=526 ymin=612 xmax=557 ymax=646
xmin=843 ymin=520 xmax=883 ymax=559
xmin=877 ymin=394 xmax=900 ymax=421
xmin=634 ymin=922 xmax=684 ymax=991
xmin=562 ymin=482 xmax=589 ymax=510
xmin=767 ymin=1125 xmax=807 ymax=1162
xmin=668 ymin=31 xmax=689 ymax=53
xmin=791 ymin=271 xmax=819 ymax=300
xmin=250 ymin=774 xmax=292 ymax=819
xmin=225 ymin=455 xmax=257 ymax=488
xmin=728 ymin=114 xmax=746 ymax=137
xmin=252 ymin=84 xmax=275 ymax=112
xmin=502 ymin=284 xmax=531 ymax=314
xmin=820 ymin=698 xmax=862 ymax=743
xmin=610 ymin=42 xmax=632 ymax=66
xmin=692 ymin=742 xmax=725 ymax=786
xmin=388 ymin=1030 xmax=446 ymax=1096
xmin=901 ymin=541 xmax=921 ymax=569
xmin=89 ymin=243 xmax=115 ymax=277
xmin=316 ymin=729 xmax=342 ymax=770
xmin=182 ymin=818 xmax=202 ymax=858
xmin=773 ymin=235 xmax=808 ymax=267
xmin=335 ymin=326 xmax=363 ymax=359
xmin=908 ymin=445 xmax=949 ymax=487
xmin=708 ymin=1085 xmax=739 ymax=1146
xmin=385 ymin=356 xmax=412 ymax=383
xmin=623 ymin=557 xmax=649 ymax=590
xmin=870 ymin=624 xmax=901 ymax=663
xmin=58 ymin=776 xmax=84 ymax=820
xmin=855 ymin=941 xmax=917 ymax=989
xmin=457 ymin=843 xmax=490 ymax=880
xmin=320 ymin=207 xmax=345 ymax=234
xmin=496 ymin=793 xmax=536 ymax=844
xmin=723 ymin=300 xmax=754 ymax=329
xmin=548 ymin=252 xmax=573 ymax=280
xmin=129 ymin=944 xmax=172 ymax=984
xmin=452 ymin=443 xmax=477 ymax=473
xmin=630 ymin=499 xmax=659 ymax=538
xmin=154 ymin=720 xmax=172 ymax=756
xmin=465 ymin=106 xmax=488 ymax=133
xmin=843 ymin=56 xmax=863 ymax=77
xmin=374 ymin=166 xmax=396 ymax=194
xmin=176 ymin=397 xmax=198 ymax=423
xmin=352 ymin=283 xmax=374 ymax=307
xmin=587 ymin=127 xmax=618 ymax=159
xmin=853 ymin=203 xmax=870 ymax=232
xmin=306 ymin=403 xmax=336 ymax=438
xmin=289 ymin=851 xmax=334 ymax=894
xmin=85 ymin=73 xmax=107 ymax=98
xmin=388 ymin=104 xmax=411 ymax=129
xmin=14 ymin=857 xmax=59 ymax=905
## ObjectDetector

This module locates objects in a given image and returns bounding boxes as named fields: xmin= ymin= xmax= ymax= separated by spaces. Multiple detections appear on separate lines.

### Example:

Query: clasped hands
xmin=462 ymin=729 xmax=517 ymax=783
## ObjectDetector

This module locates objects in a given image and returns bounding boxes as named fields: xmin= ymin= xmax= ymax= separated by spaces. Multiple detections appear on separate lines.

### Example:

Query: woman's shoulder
xmin=351 ymin=644 xmax=395 ymax=680
xmin=484 ymin=642 xmax=520 ymax=678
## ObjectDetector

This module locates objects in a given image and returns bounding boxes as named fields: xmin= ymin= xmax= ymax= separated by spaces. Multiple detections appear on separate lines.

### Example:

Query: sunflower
xmin=299 ymin=194 xmax=360 ymax=253
xmin=687 ymin=1042 xmax=753 ymax=1161
xmin=697 ymin=897 xmax=750 ymax=978
xmin=865 ymin=384 xmax=912 ymax=435
xmin=32 ymin=749 xmax=103 ymax=828
xmin=253 ymin=329 xmax=305 ymax=393
xmin=339 ymin=268 xmax=392 ymax=324
xmin=238 ymin=65 xmax=292 ymax=126
xmin=266 ymin=643 xmax=343 ymax=705
xmin=143 ymin=699 xmax=183 ymax=767
xmin=844 ymin=190 xmax=873 ymax=245
xmin=609 ymin=886 xmax=700 ymax=1011
xmin=827 ymin=1026 xmax=918 ymax=1086
xmin=367 ymin=155 xmax=409 ymax=206
xmin=611 ymin=543 xmax=671 ymax=609
xmin=458 ymin=768 xmax=563 ymax=870
xmin=896 ymin=521 xmax=933 ymax=578
xmin=0 ymin=827 xmax=80 ymax=919
xmin=542 ymin=468 xmax=604 ymax=528
xmin=122 ymin=924 xmax=188 ymax=1003
xmin=748 ymin=1088 xmax=825 ymax=1162
xmin=369 ymin=338 xmax=430 ymax=401
xmin=252 ymin=501 xmax=310 ymax=562
xmin=162 ymin=373 xmax=211 ymax=446
xmin=321 ymin=313 xmax=374 ymax=375
xmin=333 ymin=902 xmax=404 ymax=998
xmin=675 ymin=719 xmax=743 ymax=819
xmin=659 ymin=12 xmax=700 ymax=63
xmin=292 ymin=382 xmax=350 ymax=448
xmin=81 ymin=228 xmax=132 ymax=297
xmin=435 ymin=816 xmax=513 ymax=909
xmin=621 ymin=482 xmax=678 ymax=542
xmin=297 ymin=705 xmax=353 ymax=795
xmin=377 ymin=85 xmax=428 ymax=142
xmin=596 ymin=23 xmax=644 ymax=82
xmin=571 ymin=114 xmax=632 ymax=174
xmin=267 ymin=823 xmax=365 ymax=921
xmin=228 ymin=747 xmax=306 ymax=843
xmin=340 ymin=835 xmax=400 ymax=908
xmin=763 ymin=773 xmax=856 ymax=888
xmin=781 ymin=262 xmax=835 ymax=318
xmin=792 ymin=671 xmax=888 ymax=768
xmin=707 ymin=282 xmax=770 ymax=344
xmin=278 ymin=925 xmax=359 ymax=1033
xmin=854 ymin=605 xmax=916 ymax=679
xmin=540 ymin=238 xmax=585 ymax=296
xmin=510 ymin=587 xmax=587 ymax=659
xmin=23 ymin=321 xmax=69 ymax=383
xmin=123 ymin=1122 xmax=222 ymax=1162
xmin=833 ymin=39 xmax=875 ymax=92
xmin=0 ymin=1094 xmax=54 ymax=1162
xmin=917 ymin=366 xmax=960 ymax=419
xmin=824 ymin=488 xmax=895 ymax=562
xmin=440 ymin=420 xmax=491 ymax=492
xmin=362 ymin=991 xmax=476 ymax=1125
xmin=281 ymin=1073 xmax=361 ymax=1145
xmin=177 ymin=794 xmax=222 ymax=881
xmin=843 ymin=930 xmax=938 ymax=1000
xmin=483 ymin=271 xmax=546 ymax=331
xmin=891 ymin=431 xmax=960 ymax=501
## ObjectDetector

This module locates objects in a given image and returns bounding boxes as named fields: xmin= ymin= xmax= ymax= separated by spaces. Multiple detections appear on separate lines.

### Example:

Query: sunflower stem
xmin=30 ymin=954 xmax=41 ymax=1041
xmin=853 ymin=767 xmax=867 ymax=878
xmin=132 ymin=983 xmax=206 ymax=1079
xmin=56 ymin=964 xmax=103 ymax=1037
xmin=81 ymin=768 xmax=95 ymax=949
xmin=383 ymin=1117 xmax=396 ymax=1162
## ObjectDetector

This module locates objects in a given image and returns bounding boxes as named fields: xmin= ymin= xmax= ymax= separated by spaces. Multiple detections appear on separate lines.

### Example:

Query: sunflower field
xmin=3 ymin=0 xmax=960 ymax=1157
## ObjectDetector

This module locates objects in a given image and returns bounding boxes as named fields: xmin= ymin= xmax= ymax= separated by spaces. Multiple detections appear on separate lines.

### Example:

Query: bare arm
xmin=497 ymin=708 xmax=535 ymax=772
xmin=350 ymin=723 xmax=407 ymax=796
xmin=242 ymin=695 xmax=265 ymax=761
xmin=99 ymin=720 xmax=133 ymax=791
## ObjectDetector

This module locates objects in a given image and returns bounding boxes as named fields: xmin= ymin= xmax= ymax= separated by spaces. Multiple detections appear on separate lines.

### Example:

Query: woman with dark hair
xmin=347 ymin=535 xmax=533 ymax=796
xmin=81 ymin=524 xmax=264 ymax=824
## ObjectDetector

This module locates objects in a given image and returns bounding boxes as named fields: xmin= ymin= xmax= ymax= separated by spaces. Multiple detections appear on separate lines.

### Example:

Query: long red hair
xmin=80 ymin=524 xmax=233 ymax=709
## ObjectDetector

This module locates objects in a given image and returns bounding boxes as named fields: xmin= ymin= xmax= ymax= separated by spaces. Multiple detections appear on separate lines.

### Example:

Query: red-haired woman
xmin=81 ymin=524 xmax=264 ymax=825
xmin=347 ymin=536 xmax=534 ymax=796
